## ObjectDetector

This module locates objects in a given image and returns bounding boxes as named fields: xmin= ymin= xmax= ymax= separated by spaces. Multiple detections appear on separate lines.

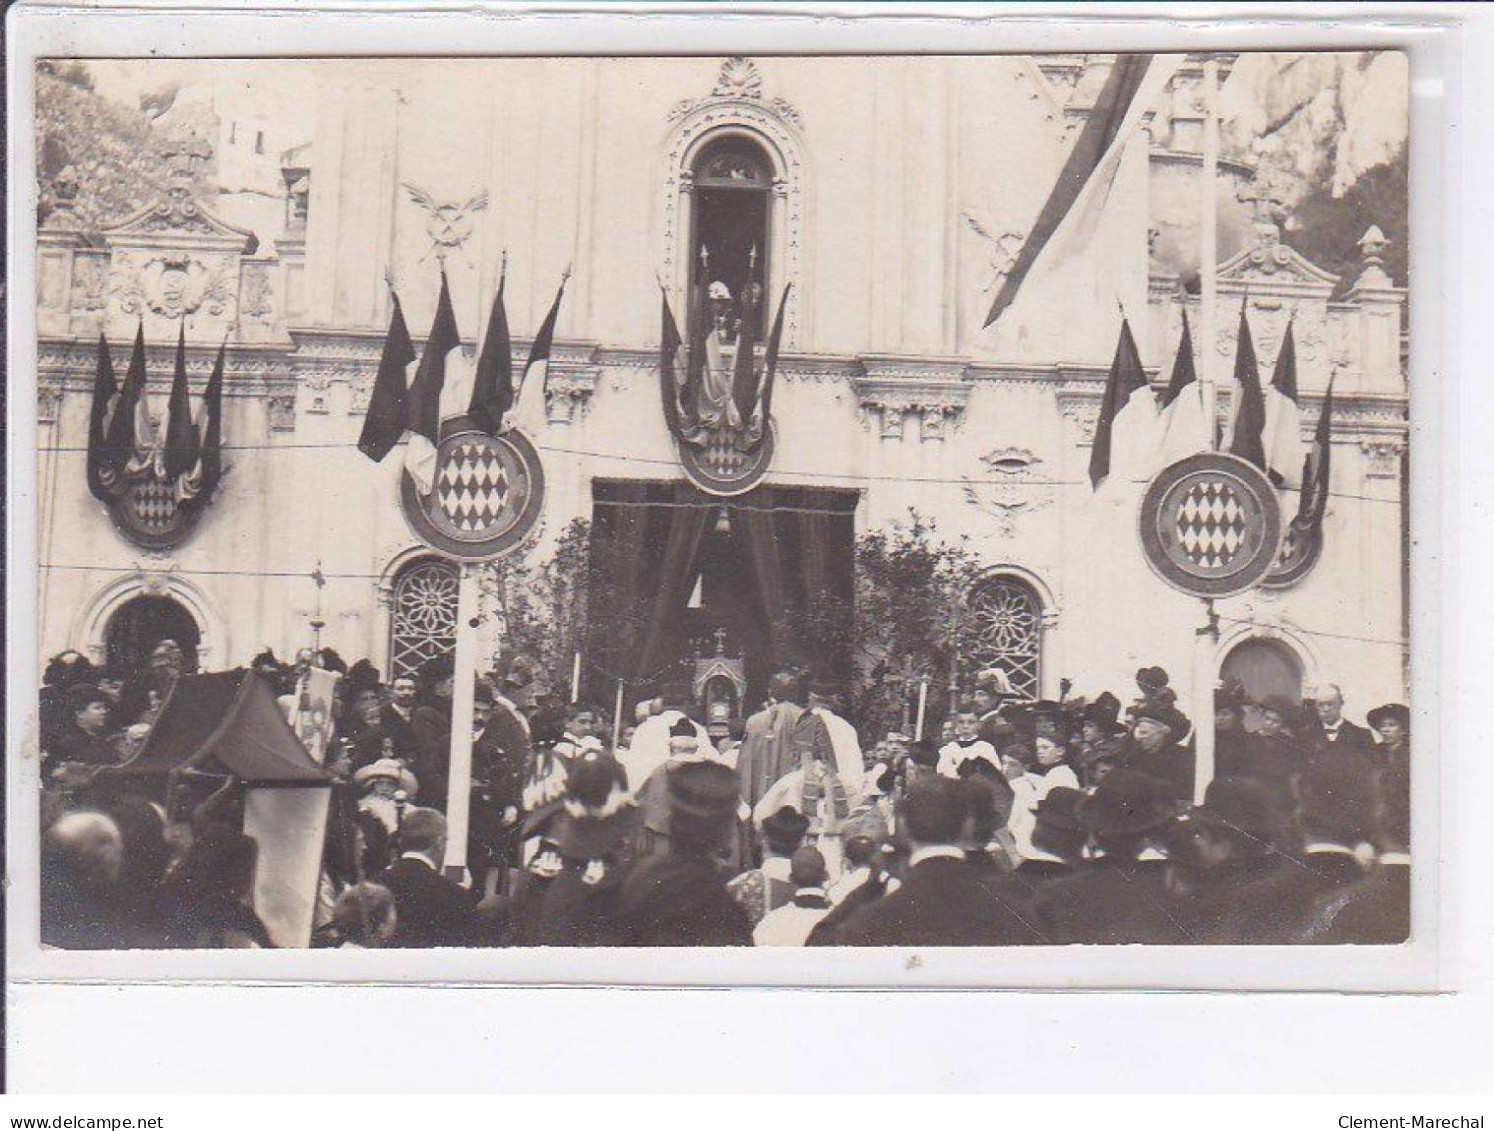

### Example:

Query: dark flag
xmin=509 ymin=271 xmax=568 ymax=433
xmin=1159 ymin=306 xmax=1195 ymax=410
xmin=681 ymin=266 xmax=711 ymax=437
xmin=358 ymin=291 xmax=417 ymax=462
xmin=1227 ymin=301 xmax=1267 ymax=471
xmin=103 ymin=322 xmax=148 ymax=481
xmin=163 ymin=322 xmax=199 ymax=481
xmin=985 ymin=55 xmax=1172 ymax=328
xmin=468 ymin=260 xmax=513 ymax=434
xmin=86 ymin=332 xmax=118 ymax=501
xmin=658 ymin=284 xmax=686 ymax=438
xmin=405 ymin=272 xmax=461 ymax=495
xmin=1089 ymin=317 xmax=1147 ymax=488
xmin=1294 ymin=379 xmax=1335 ymax=534
xmin=197 ymin=340 xmax=227 ymax=498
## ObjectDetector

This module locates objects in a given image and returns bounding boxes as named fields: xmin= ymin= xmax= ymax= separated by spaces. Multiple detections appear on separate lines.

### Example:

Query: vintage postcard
xmin=16 ymin=46 xmax=1420 ymax=981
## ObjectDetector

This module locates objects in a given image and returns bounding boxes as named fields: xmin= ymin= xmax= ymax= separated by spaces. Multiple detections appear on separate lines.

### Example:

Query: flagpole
xmin=1193 ymin=53 xmax=1222 ymax=805
xmin=442 ymin=562 xmax=480 ymax=880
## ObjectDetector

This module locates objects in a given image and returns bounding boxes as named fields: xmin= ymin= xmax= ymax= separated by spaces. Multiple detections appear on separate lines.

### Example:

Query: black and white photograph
xmin=23 ymin=46 xmax=1415 ymax=960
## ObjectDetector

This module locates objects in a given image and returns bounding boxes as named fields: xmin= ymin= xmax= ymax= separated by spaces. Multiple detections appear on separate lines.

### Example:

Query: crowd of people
xmin=37 ymin=642 xmax=1412 ymax=949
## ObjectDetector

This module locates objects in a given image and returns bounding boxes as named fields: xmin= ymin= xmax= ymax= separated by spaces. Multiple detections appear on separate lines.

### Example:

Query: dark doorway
xmin=587 ymin=480 xmax=856 ymax=715
xmin=105 ymin=595 xmax=201 ymax=674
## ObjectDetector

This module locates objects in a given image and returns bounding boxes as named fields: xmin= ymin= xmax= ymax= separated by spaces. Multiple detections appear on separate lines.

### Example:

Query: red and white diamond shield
xmin=401 ymin=422 xmax=545 ymax=560
xmin=1139 ymin=453 xmax=1282 ymax=599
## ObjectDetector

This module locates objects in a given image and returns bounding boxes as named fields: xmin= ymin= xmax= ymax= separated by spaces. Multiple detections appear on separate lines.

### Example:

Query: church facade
xmin=34 ymin=54 xmax=1409 ymax=723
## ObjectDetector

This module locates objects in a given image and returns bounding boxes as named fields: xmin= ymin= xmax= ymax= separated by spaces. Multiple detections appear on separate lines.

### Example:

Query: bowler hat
xmin=64 ymin=683 xmax=109 ymax=714
xmin=1186 ymin=775 xmax=1282 ymax=855
xmin=761 ymin=805 xmax=810 ymax=850
xmin=666 ymin=760 xmax=739 ymax=822
xmin=1136 ymin=666 xmax=1170 ymax=692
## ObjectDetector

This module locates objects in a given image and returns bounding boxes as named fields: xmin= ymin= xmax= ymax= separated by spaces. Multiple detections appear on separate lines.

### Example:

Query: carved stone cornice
xmin=36 ymin=336 xmax=294 ymax=396
xmin=853 ymin=357 xmax=972 ymax=442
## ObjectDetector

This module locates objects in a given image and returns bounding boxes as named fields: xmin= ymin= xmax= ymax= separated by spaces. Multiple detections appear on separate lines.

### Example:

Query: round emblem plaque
xmin=1260 ymin=517 xmax=1323 ymax=589
xmin=1138 ymin=453 xmax=1283 ymax=599
xmin=107 ymin=474 xmax=202 ymax=550
xmin=400 ymin=419 xmax=545 ymax=560
xmin=677 ymin=422 xmax=776 ymax=497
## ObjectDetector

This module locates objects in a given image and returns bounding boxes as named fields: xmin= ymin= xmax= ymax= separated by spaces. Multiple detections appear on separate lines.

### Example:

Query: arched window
xmin=965 ymin=575 xmax=1044 ymax=700
xmin=691 ymin=134 xmax=773 ymax=336
xmin=104 ymin=594 xmax=201 ymax=673
xmin=388 ymin=557 xmax=460 ymax=680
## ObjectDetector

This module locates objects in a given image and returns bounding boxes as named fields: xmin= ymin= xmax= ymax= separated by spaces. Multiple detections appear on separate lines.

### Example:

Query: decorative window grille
xmin=389 ymin=558 xmax=460 ymax=680
xmin=966 ymin=575 xmax=1044 ymax=700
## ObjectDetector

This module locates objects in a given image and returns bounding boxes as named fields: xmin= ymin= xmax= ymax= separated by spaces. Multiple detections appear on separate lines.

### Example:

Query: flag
xmin=658 ymin=285 xmax=686 ymax=438
xmin=196 ymin=340 xmax=226 ymax=498
xmin=1294 ymin=379 xmax=1334 ymax=534
xmin=731 ymin=277 xmax=761 ymax=427
xmin=1263 ymin=319 xmax=1308 ymax=487
xmin=1226 ymin=302 xmax=1267 ymax=471
xmin=86 ymin=332 xmax=118 ymax=501
xmin=162 ymin=322 xmax=199 ymax=481
xmin=744 ymin=283 xmax=791 ymax=450
xmin=1156 ymin=307 xmax=1208 ymax=465
xmin=1089 ymin=318 xmax=1150 ymax=488
xmin=358 ymin=292 xmax=417 ymax=462
xmin=405 ymin=272 xmax=461 ymax=495
xmin=681 ymin=268 xmax=711 ymax=440
xmin=985 ymin=54 xmax=1183 ymax=328
xmin=468 ymin=263 xmax=513 ymax=434
xmin=507 ymin=273 xmax=568 ymax=435
xmin=104 ymin=322 xmax=150 ymax=481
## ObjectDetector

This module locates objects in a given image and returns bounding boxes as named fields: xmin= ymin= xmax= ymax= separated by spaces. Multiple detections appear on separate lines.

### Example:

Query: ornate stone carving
xmin=102 ymin=181 xmax=257 ymax=253
xmin=963 ymin=447 xmax=1056 ymax=536
xmin=544 ymin=368 xmax=600 ymax=425
xmin=37 ymin=386 xmax=61 ymax=424
xmin=1361 ymin=436 xmax=1406 ymax=479
xmin=70 ymin=253 xmax=110 ymax=314
xmin=111 ymin=253 xmax=236 ymax=319
xmin=1055 ymin=386 xmax=1101 ymax=444
xmin=240 ymin=260 xmax=275 ymax=319
xmin=962 ymin=211 xmax=1026 ymax=294
xmin=268 ymin=393 xmax=296 ymax=431
xmin=401 ymin=183 xmax=489 ymax=259
xmin=853 ymin=360 xmax=971 ymax=443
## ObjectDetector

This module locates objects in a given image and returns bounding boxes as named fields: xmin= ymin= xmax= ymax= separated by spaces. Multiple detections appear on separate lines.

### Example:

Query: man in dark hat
xmin=818 ymin=777 xmax=1047 ymax=947
xmin=1030 ymin=771 xmax=1190 ymax=944
xmin=1208 ymin=759 xmax=1378 ymax=944
xmin=1230 ymin=694 xmax=1308 ymax=796
xmin=608 ymin=760 xmax=753 ymax=946
xmin=411 ymin=654 xmax=457 ymax=808
xmin=1211 ymin=682 xmax=1251 ymax=781
xmin=470 ymin=677 xmax=533 ymax=897
xmin=727 ymin=805 xmax=809 ymax=925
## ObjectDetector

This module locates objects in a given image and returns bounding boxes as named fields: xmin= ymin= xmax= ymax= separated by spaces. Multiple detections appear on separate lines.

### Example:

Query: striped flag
xmin=1089 ymin=318 xmax=1154 ymax=489
xmin=1263 ymin=319 xmax=1308 ymax=487
xmin=1293 ymin=379 xmax=1335 ymax=535
xmin=196 ymin=340 xmax=227 ymax=499
xmin=985 ymin=54 xmax=1183 ymax=328
xmin=1156 ymin=307 xmax=1209 ymax=466
xmin=405 ymin=272 xmax=461 ymax=495
xmin=658 ymin=284 xmax=686 ymax=438
xmin=505 ymin=272 xmax=568 ymax=435
xmin=103 ymin=322 xmax=153 ymax=481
